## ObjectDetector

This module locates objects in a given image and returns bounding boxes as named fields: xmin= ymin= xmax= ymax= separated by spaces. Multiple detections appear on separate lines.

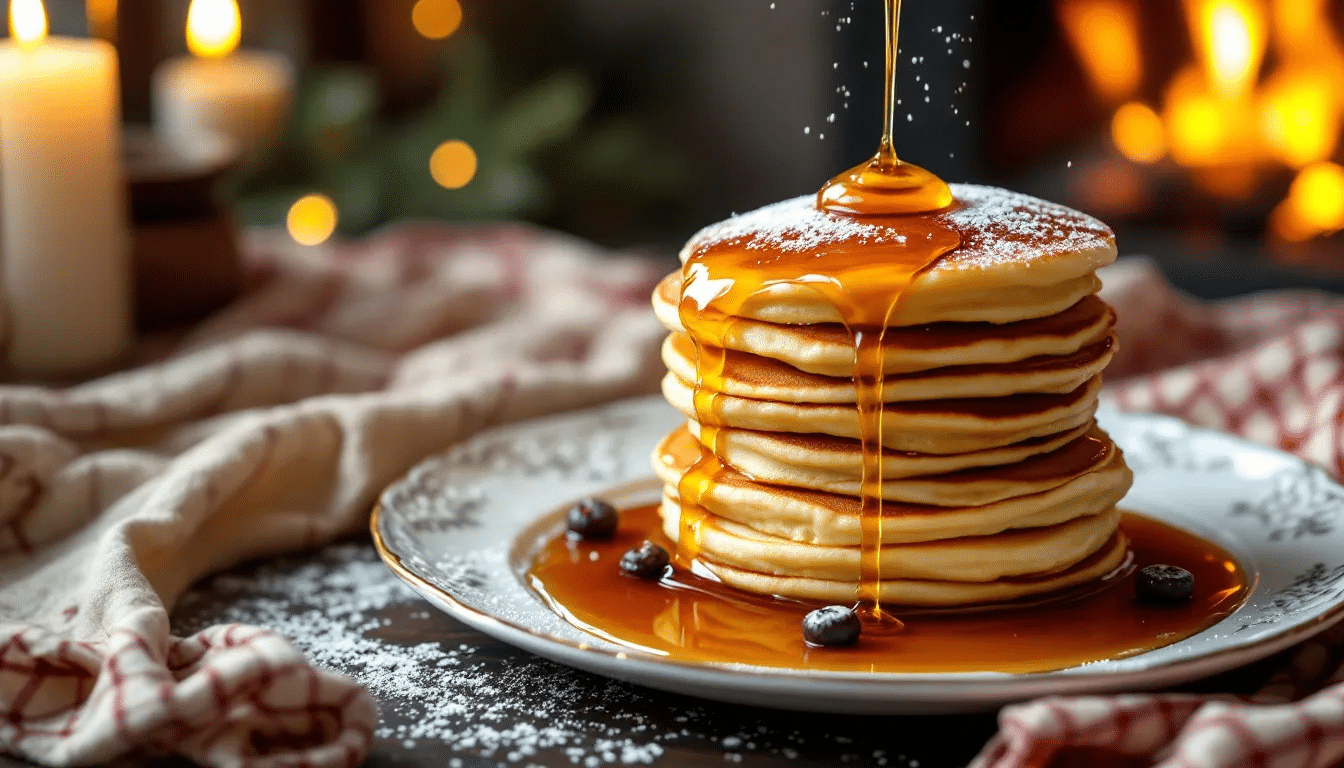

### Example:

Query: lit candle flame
xmin=9 ymin=0 xmax=48 ymax=48
xmin=186 ymin=0 xmax=241 ymax=59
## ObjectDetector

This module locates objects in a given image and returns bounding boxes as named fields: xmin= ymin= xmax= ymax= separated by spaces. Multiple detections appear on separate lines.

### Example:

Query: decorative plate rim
xmin=370 ymin=397 xmax=1344 ymax=693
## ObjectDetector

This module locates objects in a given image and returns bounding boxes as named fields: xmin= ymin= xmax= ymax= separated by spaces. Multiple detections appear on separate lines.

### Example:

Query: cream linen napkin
xmin=0 ymin=223 xmax=667 ymax=767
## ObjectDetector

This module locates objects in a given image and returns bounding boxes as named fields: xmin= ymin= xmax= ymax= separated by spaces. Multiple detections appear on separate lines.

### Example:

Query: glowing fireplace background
xmin=31 ymin=0 xmax=1344 ymax=293
xmin=969 ymin=0 xmax=1344 ymax=285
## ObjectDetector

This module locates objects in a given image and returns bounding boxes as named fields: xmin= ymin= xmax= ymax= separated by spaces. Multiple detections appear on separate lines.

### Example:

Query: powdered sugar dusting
xmin=682 ymin=196 xmax=910 ymax=258
xmin=684 ymin=184 xmax=1114 ymax=271
xmin=173 ymin=545 xmax=670 ymax=765
xmin=941 ymin=184 xmax=1114 ymax=269
xmin=173 ymin=542 xmax=955 ymax=766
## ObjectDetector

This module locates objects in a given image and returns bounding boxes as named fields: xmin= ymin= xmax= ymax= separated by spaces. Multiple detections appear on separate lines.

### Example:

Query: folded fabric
xmin=7 ymin=232 xmax=1341 ymax=768
xmin=973 ymin=257 xmax=1344 ymax=768
xmin=0 ymin=223 xmax=667 ymax=767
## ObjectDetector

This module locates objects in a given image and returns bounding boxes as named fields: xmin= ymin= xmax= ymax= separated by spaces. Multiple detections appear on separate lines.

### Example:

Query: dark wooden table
xmin=0 ymin=534 xmax=1283 ymax=768
xmin=167 ymin=539 xmax=1001 ymax=768
xmin=156 ymin=537 xmax=1284 ymax=768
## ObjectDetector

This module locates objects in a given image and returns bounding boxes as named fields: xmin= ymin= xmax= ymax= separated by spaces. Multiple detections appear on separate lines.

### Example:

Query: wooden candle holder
xmin=124 ymin=127 xmax=245 ymax=332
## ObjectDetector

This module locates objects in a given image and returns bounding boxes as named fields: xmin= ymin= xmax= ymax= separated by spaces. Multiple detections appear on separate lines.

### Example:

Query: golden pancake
xmin=658 ymin=424 xmax=1116 ymax=506
xmin=674 ymin=185 xmax=1117 ymax=328
xmin=695 ymin=531 xmax=1130 ymax=606
xmin=653 ymin=269 xmax=1103 ymax=328
xmin=659 ymin=505 xmax=1120 ymax=583
xmin=653 ymin=292 xmax=1116 ymax=378
xmin=661 ymin=332 xmax=1116 ymax=403
xmin=687 ymin=421 xmax=1093 ymax=480
xmin=652 ymin=447 xmax=1134 ymax=546
xmin=662 ymin=373 xmax=1102 ymax=454
xmin=651 ymin=182 xmax=1134 ymax=611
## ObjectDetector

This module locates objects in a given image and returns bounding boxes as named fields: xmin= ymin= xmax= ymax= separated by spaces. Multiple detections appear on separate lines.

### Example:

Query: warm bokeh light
xmin=1071 ymin=160 xmax=1147 ymax=216
xmin=1269 ymin=202 xmax=1316 ymax=243
xmin=1286 ymin=162 xmax=1344 ymax=233
xmin=287 ymin=194 xmax=339 ymax=246
xmin=86 ymin=0 xmax=117 ymax=43
xmin=1270 ymin=0 xmax=1316 ymax=50
xmin=1261 ymin=0 xmax=1344 ymax=172
xmin=186 ymin=0 xmax=241 ymax=59
xmin=1187 ymin=0 xmax=1266 ymax=100
xmin=9 ymin=0 xmax=48 ymax=46
xmin=1111 ymin=102 xmax=1166 ymax=164
xmin=1269 ymin=0 xmax=1344 ymax=70
xmin=430 ymin=140 xmax=478 ymax=189
xmin=1165 ymin=70 xmax=1229 ymax=167
xmin=1259 ymin=71 xmax=1340 ymax=169
xmin=1056 ymin=0 xmax=1142 ymax=102
xmin=412 ymin=0 xmax=462 ymax=40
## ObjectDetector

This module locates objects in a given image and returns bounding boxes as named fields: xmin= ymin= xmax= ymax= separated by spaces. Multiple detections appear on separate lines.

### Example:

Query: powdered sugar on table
xmin=173 ymin=542 xmax=949 ymax=767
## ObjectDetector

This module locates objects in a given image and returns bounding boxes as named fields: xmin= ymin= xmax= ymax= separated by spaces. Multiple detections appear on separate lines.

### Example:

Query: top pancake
xmin=673 ymin=184 xmax=1117 ymax=327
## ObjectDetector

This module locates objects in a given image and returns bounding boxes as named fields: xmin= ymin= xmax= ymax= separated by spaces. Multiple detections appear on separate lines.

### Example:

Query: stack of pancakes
xmin=650 ymin=184 xmax=1135 ymax=607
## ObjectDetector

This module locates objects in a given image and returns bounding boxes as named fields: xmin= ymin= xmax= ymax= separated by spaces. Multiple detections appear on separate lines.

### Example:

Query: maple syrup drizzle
xmin=676 ymin=0 xmax=959 ymax=629
xmin=527 ymin=505 xmax=1250 ymax=674
xmin=815 ymin=0 xmax=953 ymax=217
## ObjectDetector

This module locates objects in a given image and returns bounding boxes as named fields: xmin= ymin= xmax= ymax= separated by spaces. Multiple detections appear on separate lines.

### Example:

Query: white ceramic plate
xmin=373 ymin=396 xmax=1344 ymax=714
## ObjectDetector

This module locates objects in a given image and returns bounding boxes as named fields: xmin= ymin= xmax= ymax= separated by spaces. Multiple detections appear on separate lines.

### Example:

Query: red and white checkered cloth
xmin=8 ymin=229 xmax=1344 ymax=768
xmin=973 ymin=258 xmax=1344 ymax=768
xmin=0 ymin=224 xmax=666 ymax=768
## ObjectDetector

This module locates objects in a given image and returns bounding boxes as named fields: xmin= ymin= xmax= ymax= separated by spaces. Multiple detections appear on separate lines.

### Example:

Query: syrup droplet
xmin=817 ymin=150 xmax=953 ymax=216
xmin=816 ymin=0 xmax=952 ymax=217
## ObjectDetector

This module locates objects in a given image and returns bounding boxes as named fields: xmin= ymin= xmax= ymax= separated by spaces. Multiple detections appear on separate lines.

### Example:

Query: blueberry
xmin=566 ymin=498 xmax=619 ymax=540
xmin=802 ymin=605 xmax=862 ymax=647
xmin=1136 ymin=564 xmax=1195 ymax=604
xmin=619 ymin=541 xmax=670 ymax=579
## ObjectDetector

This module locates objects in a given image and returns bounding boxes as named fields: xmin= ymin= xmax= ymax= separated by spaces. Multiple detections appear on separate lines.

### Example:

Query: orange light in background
xmin=1259 ymin=71 xmax=1340 ymax=169
xmin=412 ymin=0 xmax=462 ymax=40
xmin=1270 ymin=0 xmax=1315 ymax=48
xmin=1185 ymin=0 xmax=1267 ymax=101
xmin=1269 ymin=203 xmax=1316 ymax=243
xmin=1057 ymin=0 xmax=1142 ymax=102
xmin=287 ymin=194 xmax=339 ymax=246
xmin=86 ymin=0 xmax=117 ymax=43
xmin=9 ymin=0 xmax=48 ymax=47
xmin=1071 ymin=159 xmax=1148 ymax=215
xmin=1111 ymin=101 xmax=1166 ymax=164
xmin=1269 ymin=0 xmax=1344 ymax=70
xmin=430 ymin=140 xmax=478 ymax=189
xmin=186 ymin=0 xmax=241 ymax=59
xmin=1260 ymin=0 xmax=1344 ymax=175
xmin=1164 ymin=69 xmax=1229 ymax=167
xmin=1286 ymin=162 xmax=1344 ymax=233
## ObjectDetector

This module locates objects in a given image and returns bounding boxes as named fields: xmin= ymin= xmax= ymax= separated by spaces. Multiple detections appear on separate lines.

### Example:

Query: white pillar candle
xmin=152 ymin=0 xmax=293 ymax=161
xmin=0 ymin=0 xmax=131 ymax=375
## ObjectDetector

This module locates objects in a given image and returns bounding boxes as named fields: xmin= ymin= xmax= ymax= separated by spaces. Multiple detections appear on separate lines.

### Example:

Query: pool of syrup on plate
xmin=525 ymin=504 xmax=1248 ymax=674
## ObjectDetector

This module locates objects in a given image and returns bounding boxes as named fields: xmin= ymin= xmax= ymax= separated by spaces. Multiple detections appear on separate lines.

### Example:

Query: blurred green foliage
xmin=234 ymin=31 xmax=690 ymax=245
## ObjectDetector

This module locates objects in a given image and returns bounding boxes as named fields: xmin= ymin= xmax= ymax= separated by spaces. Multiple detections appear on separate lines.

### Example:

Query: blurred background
xmin=26 ymin=0 xmax=1344 ymax=298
